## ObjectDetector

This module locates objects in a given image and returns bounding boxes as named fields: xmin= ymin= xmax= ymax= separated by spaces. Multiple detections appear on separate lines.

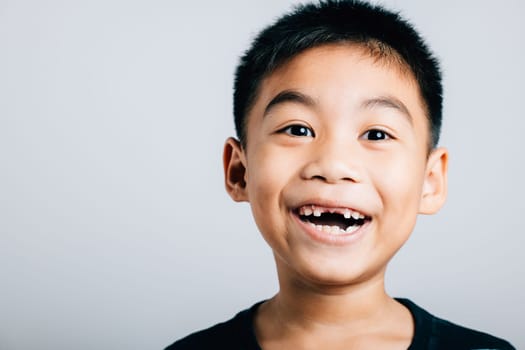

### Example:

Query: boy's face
xmin=224 ymin=44 xmax=447 ymax=287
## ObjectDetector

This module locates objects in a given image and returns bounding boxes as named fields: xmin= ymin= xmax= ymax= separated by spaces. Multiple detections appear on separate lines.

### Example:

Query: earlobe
xmin=419 ymin=147 xmax=448 ymax=214
xmin=223 ymin=137 xmax=248 ymax=202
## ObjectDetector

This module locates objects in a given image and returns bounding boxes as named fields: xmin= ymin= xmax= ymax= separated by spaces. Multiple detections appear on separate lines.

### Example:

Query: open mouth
xmin=296 ymin=205 xmax=371 ymax=235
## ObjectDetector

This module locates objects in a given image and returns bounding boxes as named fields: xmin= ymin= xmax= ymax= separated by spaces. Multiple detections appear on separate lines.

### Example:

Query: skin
xmin=223 ymin=44 xmax=448 ymax=349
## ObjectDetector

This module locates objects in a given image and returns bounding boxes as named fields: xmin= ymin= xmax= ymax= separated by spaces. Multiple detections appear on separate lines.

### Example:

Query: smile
xmin=296 ymin=205 xmax=371 ymax=235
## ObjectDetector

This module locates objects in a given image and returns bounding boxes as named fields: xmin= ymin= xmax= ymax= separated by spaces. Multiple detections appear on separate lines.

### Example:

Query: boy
xmin=167 ymin=1 xmax=515 ymax=349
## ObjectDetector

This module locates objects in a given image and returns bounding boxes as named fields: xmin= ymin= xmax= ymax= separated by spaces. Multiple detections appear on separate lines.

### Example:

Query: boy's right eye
xmin=280 ymin=124 xmax=315 ymax=137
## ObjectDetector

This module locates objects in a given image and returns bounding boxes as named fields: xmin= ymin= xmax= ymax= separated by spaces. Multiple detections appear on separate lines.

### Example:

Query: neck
xmin=273 ymin=268 xmax=391 ymax=328
xmin=254 ymin=261 xmax=414 ymax=348
xmin=282 ymin=274 xmax=391 ymax=325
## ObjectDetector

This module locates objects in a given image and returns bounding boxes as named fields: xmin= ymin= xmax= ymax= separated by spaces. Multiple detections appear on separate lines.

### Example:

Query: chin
xmin=282 ymin=253 xmax=385 ymax=290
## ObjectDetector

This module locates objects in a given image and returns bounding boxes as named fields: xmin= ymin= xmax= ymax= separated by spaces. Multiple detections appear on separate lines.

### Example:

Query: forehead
xmin=259 ymin=43 xmax=422 ymax=110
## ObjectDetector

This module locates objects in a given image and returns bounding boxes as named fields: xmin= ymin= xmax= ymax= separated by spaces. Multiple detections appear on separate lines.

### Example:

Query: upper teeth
xmin=299 ymin=205 xmax=366 ymax=219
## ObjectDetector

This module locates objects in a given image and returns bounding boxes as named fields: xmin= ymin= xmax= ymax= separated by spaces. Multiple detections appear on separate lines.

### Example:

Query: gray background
xmin=1 ymin=0 xmax=524 ymax=349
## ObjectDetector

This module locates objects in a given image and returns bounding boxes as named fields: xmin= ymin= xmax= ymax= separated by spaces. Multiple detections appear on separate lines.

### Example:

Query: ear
xmin=223 ymin=137 xmax=248 ymax=202
xmin=419 ymin=147 xmax=448 ymax=214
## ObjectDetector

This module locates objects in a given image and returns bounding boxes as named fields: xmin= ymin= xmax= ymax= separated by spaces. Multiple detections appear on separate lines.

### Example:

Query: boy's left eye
xmin=362 ymin=129 xmax=391 ymax=141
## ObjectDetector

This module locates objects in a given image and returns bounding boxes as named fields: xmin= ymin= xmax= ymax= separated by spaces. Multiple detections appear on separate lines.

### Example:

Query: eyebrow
xmin=361 ymin=96 xmax=413 ymax=125
xmin=263 ymin=90 xmax=316 ymax=117
xmin=263 ymin=90 xmax=413 ymax=124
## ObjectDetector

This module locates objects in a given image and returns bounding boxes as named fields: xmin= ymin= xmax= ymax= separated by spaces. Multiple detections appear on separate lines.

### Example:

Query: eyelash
xmin=362 ymin=129 xmax=393 ymax=141
xmin=278 ymin=125 xmax=393 ymax=141
xmin=279 ymin=124 xmax=315 ymax=137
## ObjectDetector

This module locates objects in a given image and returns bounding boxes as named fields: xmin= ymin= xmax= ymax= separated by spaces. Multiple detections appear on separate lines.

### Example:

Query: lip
xmin=290 ymin=209 xmax=370 ymax=246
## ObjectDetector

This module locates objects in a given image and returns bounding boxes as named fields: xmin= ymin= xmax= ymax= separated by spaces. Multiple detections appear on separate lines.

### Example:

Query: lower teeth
xmin=308 ymin=222 xmax=359 ymax=234
xmin=345 ymin=225 xmax=359 ymax=234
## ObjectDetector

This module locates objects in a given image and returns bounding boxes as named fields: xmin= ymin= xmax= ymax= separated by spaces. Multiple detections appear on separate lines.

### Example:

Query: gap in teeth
xmin=300 ymin=205 xmax=365 ymax=219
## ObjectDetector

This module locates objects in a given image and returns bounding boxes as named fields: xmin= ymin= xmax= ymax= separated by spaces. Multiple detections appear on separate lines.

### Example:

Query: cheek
xmin=245 ymin=157 xmax=289 ymax=249
xmin=245 ymin=148 xmax=290 ymax=217
xmin=370 ymin=152 xmax=426 ymax=213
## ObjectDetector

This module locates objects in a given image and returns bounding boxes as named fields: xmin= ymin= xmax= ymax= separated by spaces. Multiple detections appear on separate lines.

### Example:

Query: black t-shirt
xmin=166 ymin=298 xmax=515 ymax=350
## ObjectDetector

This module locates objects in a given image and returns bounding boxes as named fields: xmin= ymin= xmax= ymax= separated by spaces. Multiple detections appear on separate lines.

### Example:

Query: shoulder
xmin=164 ymin=302 xmax=262 ymax=350
xmin=430 ymin=317 xmax=515 ymax=350
xmin=397 ymin=298 xmax=515 ymax=350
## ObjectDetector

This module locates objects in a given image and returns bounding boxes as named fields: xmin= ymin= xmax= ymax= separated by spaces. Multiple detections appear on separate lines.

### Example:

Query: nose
xmin=300 ymin=138 xmax=362 ymax=184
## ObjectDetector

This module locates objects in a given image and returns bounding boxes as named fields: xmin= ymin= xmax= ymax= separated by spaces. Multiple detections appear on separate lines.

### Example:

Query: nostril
xmin=309 ymin=174 xmax=358 ymax=184
xmin=300 ymin=157 xmax=362 ymax=183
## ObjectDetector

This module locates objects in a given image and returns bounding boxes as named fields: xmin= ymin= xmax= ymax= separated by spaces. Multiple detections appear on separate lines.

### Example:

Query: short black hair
xmin=233 ymin=0 xmax=442 ymax=149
